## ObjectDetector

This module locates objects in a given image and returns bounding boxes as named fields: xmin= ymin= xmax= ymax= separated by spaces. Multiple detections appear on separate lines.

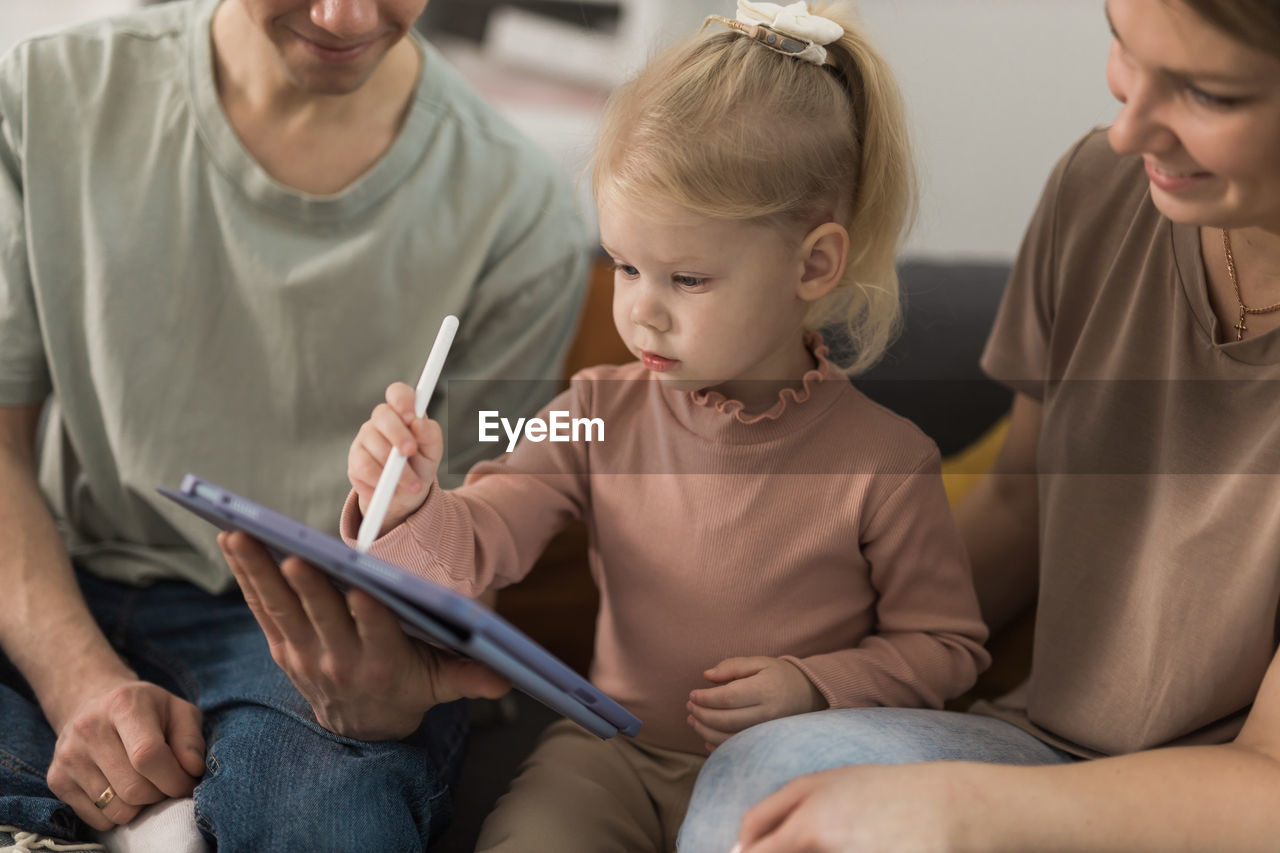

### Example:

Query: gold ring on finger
xmin=93 ymin=784 xmax=116 ymax=810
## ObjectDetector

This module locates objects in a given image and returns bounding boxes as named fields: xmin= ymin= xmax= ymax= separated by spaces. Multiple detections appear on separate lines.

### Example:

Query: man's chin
xmin=283 ymin=64 xmax=381 ymax=96
xmin=278 ymin=41 xmax=391 ymax=96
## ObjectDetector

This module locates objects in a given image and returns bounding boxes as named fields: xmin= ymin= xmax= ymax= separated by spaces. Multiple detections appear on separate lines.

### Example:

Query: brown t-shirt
xmin=978 ymin=128 xmax=1280 ymax=758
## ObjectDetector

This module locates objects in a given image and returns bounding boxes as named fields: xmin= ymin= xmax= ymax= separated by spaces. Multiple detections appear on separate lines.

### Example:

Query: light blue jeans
xmin=0 ymin=567 xmax=468 ymax=851
xmin=677 ymin=707 xmax=1078 ymax=852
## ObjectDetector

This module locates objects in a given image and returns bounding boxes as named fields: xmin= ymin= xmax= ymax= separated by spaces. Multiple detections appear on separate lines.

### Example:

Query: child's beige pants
xmin=476 ymin=719 xmax=707 ymax=852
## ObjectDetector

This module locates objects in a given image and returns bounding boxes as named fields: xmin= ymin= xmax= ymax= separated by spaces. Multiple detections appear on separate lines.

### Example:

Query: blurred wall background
xmin=2 ymin=0 xmax=1116 ymax=260
xmin=1 ymin=0 xmax=136 ymax=55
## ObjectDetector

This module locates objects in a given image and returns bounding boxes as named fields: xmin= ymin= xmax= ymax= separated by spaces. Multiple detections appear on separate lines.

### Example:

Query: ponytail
xmin=813 ymin=3 xmax=916 ymax=373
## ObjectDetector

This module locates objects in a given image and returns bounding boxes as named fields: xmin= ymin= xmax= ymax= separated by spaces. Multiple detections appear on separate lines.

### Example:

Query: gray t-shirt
xmin=0 ymin=0 xmax=590 ymax=592
xmin=979 ymin=129 xmax=1280 ymax=757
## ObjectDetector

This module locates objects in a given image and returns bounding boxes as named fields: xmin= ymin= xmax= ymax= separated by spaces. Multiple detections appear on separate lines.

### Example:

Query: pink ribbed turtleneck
xmin=342 ymin=341 xmax=989 ymax=752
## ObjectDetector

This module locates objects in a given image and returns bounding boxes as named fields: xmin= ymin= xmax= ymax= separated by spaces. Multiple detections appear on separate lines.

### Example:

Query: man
xmin=0 ymin=0 xmax=589 ymax=848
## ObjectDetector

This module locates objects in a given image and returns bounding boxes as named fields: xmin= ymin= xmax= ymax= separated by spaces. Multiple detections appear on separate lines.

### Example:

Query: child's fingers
xmin=410 ymin=418 xmax=444 ymax=463
xmin=685 ymin=713 xmax=736 ymax=751
xmin=351 ymin=420 xmax=391 ymax=462
xmin=406 ymin=453 xmax=439 ymax=489
xmin=400 ymin=420 xmax=442 ymax=488
xmin=350 ymin=437 xmax=390 ymax=485
xmin=371 ymin=404 xmax=418 ymax=457
xmin=349 ymin=472 xmax=380 ymax=500
xmin=353 ymin=414 xmax=400 ymax=466
xmin=394 ymin=464 xmax=424 ymax=495
xmin=704 ymin=656 xmax=771 ymax=683
xmin=689 ymin=677 xmax=762 ymax=710
xmin=686 ymin=700 xmax=767 ymax=735
xmin=384 ymin=382 xmax=417 ymax=418
xmin=350 ymin=440 xmax=420 ymax=497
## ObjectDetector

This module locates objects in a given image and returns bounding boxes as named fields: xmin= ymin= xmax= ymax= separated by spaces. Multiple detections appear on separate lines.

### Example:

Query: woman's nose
xmin=1106 ymin=50 xmax=1179 ymax=157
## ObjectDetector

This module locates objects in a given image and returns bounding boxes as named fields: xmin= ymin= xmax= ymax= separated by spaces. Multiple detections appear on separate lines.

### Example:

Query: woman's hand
xmin=733 ymin=763 xmax=975 ymax=853
xmin=687 ymin=657 xmax=826 ymax=753
xmin=347 ymin=382 xmax=443 ymax=534
xmin=219 ymin=531 xmax=509 ymax=740
xmin=45 ymin=681 xmax=205 ymax=831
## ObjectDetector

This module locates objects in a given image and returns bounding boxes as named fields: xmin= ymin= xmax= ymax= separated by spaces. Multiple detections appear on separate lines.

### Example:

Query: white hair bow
xmin=735 ymin=1 xmax=843 ymax=64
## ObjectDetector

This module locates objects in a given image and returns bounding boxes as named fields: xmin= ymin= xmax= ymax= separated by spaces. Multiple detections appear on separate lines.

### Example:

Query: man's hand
xmin=687 ymin=657 xmax=826 ymax=753
xmin=219 ymin=531 xmax=509 ymax=740
xmin=45 ymin=682 xmax=205 ymax=832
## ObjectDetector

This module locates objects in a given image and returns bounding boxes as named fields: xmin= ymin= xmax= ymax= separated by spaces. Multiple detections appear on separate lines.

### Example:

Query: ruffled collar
xmin=660 ymin=333 xmax=849 ymax=445
xmin=688 ymin=332 xmax=837 ymax=423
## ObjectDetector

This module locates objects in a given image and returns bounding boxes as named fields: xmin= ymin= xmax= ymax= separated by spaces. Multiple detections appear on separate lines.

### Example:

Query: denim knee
xmin=678 ymin=715 xmax=823 ymax=853
xmin=195 ymin=701 xmax=465 ymax=852
xmin=678 ymin=709 xmax=1076 ymax=852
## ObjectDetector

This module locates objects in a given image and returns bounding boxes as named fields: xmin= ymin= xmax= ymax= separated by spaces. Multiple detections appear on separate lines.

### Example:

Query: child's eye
xmin=612 ymin=262 xmax=639 ymax=279
xmin=672 ymin=274 xmax=707 ymax=290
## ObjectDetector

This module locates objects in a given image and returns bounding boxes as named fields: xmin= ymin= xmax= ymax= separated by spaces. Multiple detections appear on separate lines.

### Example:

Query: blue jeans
xmin=0 ymin=568 xmax=468 ymax=851
xmin=677 ymin=707 xmax=1078 ymax=852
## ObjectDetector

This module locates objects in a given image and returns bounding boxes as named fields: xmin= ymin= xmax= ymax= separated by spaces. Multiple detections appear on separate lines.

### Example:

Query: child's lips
xmin=641 ymin=351 xmax=680 ymax=372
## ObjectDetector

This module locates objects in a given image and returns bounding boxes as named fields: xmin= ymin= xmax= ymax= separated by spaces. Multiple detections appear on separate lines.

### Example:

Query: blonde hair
xmin=592 ymin=2 xmax=916 ymax=375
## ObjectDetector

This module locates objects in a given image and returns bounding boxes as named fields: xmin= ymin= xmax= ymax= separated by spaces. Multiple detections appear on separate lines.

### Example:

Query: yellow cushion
xmin=940 ymin=415 xmax=1010 ymax=507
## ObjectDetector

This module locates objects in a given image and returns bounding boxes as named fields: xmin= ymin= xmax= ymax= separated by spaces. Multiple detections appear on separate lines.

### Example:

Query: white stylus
xmin=356 ymin=314 xmax=459 ymax=553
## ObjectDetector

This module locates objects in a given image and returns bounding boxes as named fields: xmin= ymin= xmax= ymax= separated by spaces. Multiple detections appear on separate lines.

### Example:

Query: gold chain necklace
xmin=1223 ymin=228 xmax=1280 ymax=341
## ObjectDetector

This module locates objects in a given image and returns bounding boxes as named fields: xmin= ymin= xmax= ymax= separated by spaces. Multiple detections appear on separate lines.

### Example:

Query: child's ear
xmin=797 ymin=222 xmax=849 ymax=302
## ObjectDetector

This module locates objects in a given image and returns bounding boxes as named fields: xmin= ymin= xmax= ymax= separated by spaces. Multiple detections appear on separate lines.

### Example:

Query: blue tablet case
xmin=159 ymin=475 xmax=641 ymax=739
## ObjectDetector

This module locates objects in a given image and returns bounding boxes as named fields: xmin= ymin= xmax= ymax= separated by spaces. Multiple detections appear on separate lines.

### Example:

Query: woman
xmin=678 ymin=0 xmax=1280 ymax=849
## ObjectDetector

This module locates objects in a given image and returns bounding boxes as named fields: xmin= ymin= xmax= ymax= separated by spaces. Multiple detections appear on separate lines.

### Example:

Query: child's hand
xmin=686 ymin=657 xmax=827 ymax=754
xmin=347 ymin=382 xmax=443 ymax=533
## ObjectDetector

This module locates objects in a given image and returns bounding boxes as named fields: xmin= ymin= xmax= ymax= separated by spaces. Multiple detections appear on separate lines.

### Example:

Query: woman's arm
xmin=968 ymin=645 xmax=1280 ymax=851
xmin=953 ymin=392 xmax=1042 ymax=633
xmin=736 ymin=640 xmax=1280 ymax=851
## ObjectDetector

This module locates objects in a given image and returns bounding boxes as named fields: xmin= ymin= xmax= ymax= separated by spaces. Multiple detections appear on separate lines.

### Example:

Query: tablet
xmin=159 ymin=474 xmax=641 ymax=739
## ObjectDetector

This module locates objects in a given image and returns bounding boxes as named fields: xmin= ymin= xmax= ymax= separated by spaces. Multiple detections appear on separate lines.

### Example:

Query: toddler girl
xmin=342 ymin=2 xmax=988 ymax=849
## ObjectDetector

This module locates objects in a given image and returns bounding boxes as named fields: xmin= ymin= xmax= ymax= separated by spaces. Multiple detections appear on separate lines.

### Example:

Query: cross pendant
xmin=1235 ymin=310 xmax=1248 ymax=341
